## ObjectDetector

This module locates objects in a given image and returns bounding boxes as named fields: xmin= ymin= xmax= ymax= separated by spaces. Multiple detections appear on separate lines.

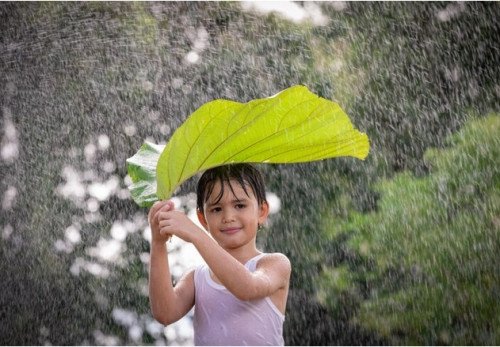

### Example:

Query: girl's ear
xmin=258 ymin=201 xmax=270 ymax=225
xmin=197 ymin=209 xmax=209 ymax=230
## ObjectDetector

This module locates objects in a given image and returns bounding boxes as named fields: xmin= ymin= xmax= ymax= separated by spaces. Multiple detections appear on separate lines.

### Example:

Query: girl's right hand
xmin=148 ymin=200 xmax=174 ymax=244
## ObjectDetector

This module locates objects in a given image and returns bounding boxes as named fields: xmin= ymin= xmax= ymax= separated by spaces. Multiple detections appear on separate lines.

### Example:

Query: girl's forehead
xmin=207 ymin=179 xmax=253 ymax=201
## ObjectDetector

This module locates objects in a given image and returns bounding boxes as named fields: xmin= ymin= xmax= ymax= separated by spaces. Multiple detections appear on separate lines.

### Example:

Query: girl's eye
xmin=235 ymin=204 xmax=246 ymax=209
xmin=210 ymin=207 xmax=222 ymax=213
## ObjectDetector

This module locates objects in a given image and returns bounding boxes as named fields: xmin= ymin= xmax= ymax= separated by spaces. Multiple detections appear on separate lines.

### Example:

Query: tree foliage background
xmin=0 ymin=2 xmax=498 ymax=345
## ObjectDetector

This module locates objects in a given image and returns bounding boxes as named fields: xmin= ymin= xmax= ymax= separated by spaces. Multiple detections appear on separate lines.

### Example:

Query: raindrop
xmin=87 ymin=237 xmax=124 ymax=263
xmin=142 ymin=226 xmax=152 ymax=243
xmin=92 ymin=330 xmax=120 ymax=346
xmin=124 ymin=124 xmax=137 ymax=137
xmin=128 ymin=325 xmax=143 ymax=342
xmin=97 ymin=134 xmax=111 ymax=151
xmin=65 ymin=224 xmax=82 ymax=244
xmin=159 ymin=123 xmax=170 ymax=135
xmin=2 ymin=224 xmax=13 ymax=240
xmin=186 ymin=51 xmax=200 ymax=64
xmin=1 ymin=107 xmax=19 ymax=163
xmin=436 ymin=2 xmax=466 ymax=22
xmin=327 ymin=1 xmax=348 ymax=12
xmin=54 ymin=239 xmax=73 ymax=254
xmin=84 ymin=143 xmax=97 ymax=163
xmin=70 ymin=258 xmax=85 ymax=276
xmin=112 ymin=307 xmax=137 ymax=328
xmin=2 ymin=186 xmax=17 ymax=211
xmin=266 ymin=191 xmax=281 ymax=214
xmin=192 ymin=26 xmax=209 ymax=52
xmin=83 ymin=169 xmax=97 ymax=181
xmin=172 ymin=78 xmax=183 ymax=89
xmin=142 ymin=80 xmax=154 ymax=92
xmin=146 ymin=319 xmax=164 ymax=339
xmin=241 ymin=1 xmax=328 ymax=26
xmin=87 ymin=176 xmax=119 ymax=201
xmin=110 ymin=221 xmax=127 ymax=241
xmin=164 ymin=325 xmax=177 ymax=342
xmin=84 ymin=262 xmax=110 ymax=278
xmin=101 ymin=160 xmax=116 ymax=173
xmin=0 ymin=141 xmax=18 ymax=163
xmin=139 ymin=252 xmax=150 ymax=265
xmin=39 ymin=326 xmax=49 ymax=338
xmin=148 ymin=110 xmax=160 ymax=121
xmin=86 ymin=198 xmax=100 ymax=213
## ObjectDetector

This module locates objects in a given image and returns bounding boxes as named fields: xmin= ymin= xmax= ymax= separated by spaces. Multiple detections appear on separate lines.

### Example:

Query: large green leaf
xmin=127 ymin=85 xmax=369 ymax=207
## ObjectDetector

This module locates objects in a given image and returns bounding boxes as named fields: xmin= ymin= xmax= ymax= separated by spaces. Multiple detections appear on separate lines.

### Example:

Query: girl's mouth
xmin=221 ymin=227 xmax=241 ymax=235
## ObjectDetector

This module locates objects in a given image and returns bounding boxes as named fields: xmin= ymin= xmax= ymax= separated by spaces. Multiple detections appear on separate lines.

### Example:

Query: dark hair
xmin=196 ymin=164 xmax=267 ymax=212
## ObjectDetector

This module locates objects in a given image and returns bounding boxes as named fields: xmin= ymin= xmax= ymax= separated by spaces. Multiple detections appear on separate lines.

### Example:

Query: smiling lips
xmin=220 ymin=227 xmax=241 ymax=235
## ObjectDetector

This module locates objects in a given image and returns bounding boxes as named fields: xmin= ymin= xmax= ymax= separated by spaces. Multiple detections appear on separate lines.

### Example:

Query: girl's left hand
xmin=157 ymin=207 xmax=203 ymax=243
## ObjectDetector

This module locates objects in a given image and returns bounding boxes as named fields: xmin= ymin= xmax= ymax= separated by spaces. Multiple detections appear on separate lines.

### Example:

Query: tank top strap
xmin=245 ymin=253 xmax=267 ymax=272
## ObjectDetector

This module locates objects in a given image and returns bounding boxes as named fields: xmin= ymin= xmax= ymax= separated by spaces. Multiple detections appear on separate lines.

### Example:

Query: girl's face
xmin=197 ymin=179 xmax=269 ymax=250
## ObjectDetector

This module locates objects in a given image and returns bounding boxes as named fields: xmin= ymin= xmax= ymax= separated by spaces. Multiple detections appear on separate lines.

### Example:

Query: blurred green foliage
xmin=319 ymin=115 xmax=500 ymax=344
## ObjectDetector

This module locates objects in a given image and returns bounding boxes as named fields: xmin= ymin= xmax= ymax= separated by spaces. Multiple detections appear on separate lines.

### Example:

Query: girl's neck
xmin=225 ymin=243 xmax=261 ymax=265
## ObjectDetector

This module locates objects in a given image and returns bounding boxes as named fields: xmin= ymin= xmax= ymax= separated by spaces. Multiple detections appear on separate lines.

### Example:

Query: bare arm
xmin=148 ymin=243 xmax=195 ymax=325
xmin=157 ymin=207 xmax=291 ymax=302
xmin=148 ymin=202 xmax=195 ymax=325
xmin=192 ymin=231 xmax=291 ymax=301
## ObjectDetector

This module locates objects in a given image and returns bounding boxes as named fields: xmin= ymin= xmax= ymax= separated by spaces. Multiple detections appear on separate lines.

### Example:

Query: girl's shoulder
xmin=259 ymin=252 xmax=290 ymax=261
xmin=256 ymin=252 xmax=291 ymax=271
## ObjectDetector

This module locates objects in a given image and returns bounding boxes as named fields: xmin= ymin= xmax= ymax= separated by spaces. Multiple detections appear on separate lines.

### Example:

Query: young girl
xmin=148 ymin=164 xmax=291 ymax=346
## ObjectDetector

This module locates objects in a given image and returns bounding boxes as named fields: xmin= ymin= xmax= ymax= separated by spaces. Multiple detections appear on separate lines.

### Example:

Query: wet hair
xmin=196 ymin=164 xmax=267 ymax=213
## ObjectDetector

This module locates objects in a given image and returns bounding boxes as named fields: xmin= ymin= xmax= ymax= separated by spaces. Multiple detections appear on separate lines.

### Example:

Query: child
xmin=148 ymin=164 xmax=291 ymax=346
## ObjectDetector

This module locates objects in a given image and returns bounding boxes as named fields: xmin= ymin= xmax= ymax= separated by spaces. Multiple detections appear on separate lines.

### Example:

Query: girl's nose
xmin=222 ymin=210 xmax=235 ymax=223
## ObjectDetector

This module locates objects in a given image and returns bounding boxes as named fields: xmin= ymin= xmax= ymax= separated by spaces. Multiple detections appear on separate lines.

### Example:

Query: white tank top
xmin=193 ymin=253 xmax=285 ymax=346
